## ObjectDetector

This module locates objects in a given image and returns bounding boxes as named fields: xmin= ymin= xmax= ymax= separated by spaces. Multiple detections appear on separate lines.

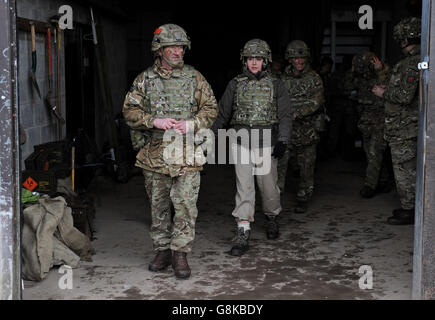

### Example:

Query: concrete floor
xmin=23 ymin=155 xmax=414 ymax=300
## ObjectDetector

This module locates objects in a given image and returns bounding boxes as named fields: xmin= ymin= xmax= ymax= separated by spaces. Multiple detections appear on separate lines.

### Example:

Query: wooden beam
xmin=17 ymin=17 xmax=52 ymax=33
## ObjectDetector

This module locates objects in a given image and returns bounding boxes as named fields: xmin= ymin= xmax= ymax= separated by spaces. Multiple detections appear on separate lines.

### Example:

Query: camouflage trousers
xmin=143 ymin=169 xmax=201 ymax=253
xmin=361 ymin=127 xmax=387 ymax=189
xmin=389 ymin=138 xmax=417 ymax=210
xmin=278 ymin=144 xmax=317 ymax=201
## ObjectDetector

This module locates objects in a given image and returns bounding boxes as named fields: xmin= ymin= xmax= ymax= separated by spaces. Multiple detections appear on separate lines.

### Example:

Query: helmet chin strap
xmin=161 ymin=50 xmax=184 ymax=69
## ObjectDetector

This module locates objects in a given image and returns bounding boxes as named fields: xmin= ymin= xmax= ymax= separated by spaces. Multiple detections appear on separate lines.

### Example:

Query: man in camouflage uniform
xmin=122 ymin=24 xmax=218 ymax=278
xmin=277 ymin=40 xmax=325 ymax=213
xmin=318 ymin=56 xmax=334 ymax=111
xmin=317 ymin=56 xmax=334 ymax=160
xmin=351 ymin=52 xmax=392 ymax=198
xmin=373 ymin=17 xmax=421 ymax=225
xmin=212 ymin=39 xmax=292 ymax=256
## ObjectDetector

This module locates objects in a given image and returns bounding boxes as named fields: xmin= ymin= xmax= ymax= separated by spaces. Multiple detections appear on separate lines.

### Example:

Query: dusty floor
xmin=22 ymin=155 xmax=414 ymax=300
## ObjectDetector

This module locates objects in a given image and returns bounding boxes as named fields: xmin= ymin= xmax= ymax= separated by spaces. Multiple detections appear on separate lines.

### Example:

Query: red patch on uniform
xmin=322 ymin=87 xmax=324 ymax=92
xmin=154 ymin=28 xmax=162 ymax=35
xmin=408 ymin=76 xmax=414 ymax=82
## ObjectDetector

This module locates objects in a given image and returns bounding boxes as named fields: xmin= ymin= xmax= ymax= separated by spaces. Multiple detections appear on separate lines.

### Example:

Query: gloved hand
xmin=153 ymin=118 xmax=177 ymax=130
xmin=272 ymin=141 xmax=287 ymax=159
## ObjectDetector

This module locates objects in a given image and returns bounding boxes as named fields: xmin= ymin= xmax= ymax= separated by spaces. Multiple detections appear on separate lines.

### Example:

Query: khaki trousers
xmin=230 ymin=141 xmax=282 ymax=222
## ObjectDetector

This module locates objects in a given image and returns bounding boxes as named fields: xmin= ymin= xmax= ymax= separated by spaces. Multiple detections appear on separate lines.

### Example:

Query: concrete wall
xmin=17 ymin=0 xmax=128 ymax=164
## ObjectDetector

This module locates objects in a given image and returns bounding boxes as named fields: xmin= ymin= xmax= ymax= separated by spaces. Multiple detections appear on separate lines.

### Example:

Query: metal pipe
xmin=0 ymin=0 xmax=21 ymax=300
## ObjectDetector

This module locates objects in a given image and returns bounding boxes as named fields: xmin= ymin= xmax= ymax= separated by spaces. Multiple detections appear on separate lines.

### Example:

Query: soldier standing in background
xmin=212 ymin=39 xmax=292 ymax=256
xmin=277 ymin=40 xmax=325 ymax=213
xmin=372 ymin=17 xmax=421 ymax=225
xmin=351 ymin=52 xmax=392 ymax=198
xmin=317 ymin=56 xmax=334 ymax=160
xmin=123 ymin=24 xmax=218 ymax=278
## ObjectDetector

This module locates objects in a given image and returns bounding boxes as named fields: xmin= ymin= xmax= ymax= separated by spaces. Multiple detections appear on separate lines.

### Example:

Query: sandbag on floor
xmin=22 ymin=196 xmax=95 ymax=281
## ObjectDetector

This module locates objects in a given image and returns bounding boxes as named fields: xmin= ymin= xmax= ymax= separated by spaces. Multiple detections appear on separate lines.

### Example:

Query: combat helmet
xmin=151 ymin=24 xmax=191 ymax=52
xmin=285 ymin=40 xmax=310 ymax=60
xmin=240 ymin=39 xmax=272 ymax=63
xmin=393 ymin=17 xmax=421 ymax=42
xmin=353 ymin=51 xmax=376 ymax=75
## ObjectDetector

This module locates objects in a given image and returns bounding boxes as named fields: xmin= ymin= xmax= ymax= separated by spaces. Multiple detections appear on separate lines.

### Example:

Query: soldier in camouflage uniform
xmin=212 ymin=39 xmax=292 ymax=256
xmin=351 ymin=52 xmax=392 ymax=198
xmin=122 ymin=24 xmax=218 ymax=278
xmin=372 ymin=17 xmax=421 ymax=225
xmin=277 ymin=40 xmax=325 ymax=213
xmin=317 ymin=56 xmax=334 ymax=160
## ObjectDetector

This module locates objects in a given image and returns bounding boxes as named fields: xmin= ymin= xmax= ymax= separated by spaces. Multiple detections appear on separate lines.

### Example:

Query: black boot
xmin=387 ymin=208 xmax=414 ymax=225
xmin=230 ymin=227 xmax=250 ymax=256
xmin=266 ymin=215 xmax=279 ymax=239
xmin=360 ymin=185 xmax=376 ymax=198
xmin=149 ymin=249 xmax=172 ymax=272
xmin=295 ymin=200 xmax=308 ymax=213
xmin=172 ymin=251 xmax=191 ymax=279
xmin=392 ymin=208 xmax=414 ymax=217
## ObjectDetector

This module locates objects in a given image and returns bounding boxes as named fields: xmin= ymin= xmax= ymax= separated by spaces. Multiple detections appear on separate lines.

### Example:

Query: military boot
xmin=230 ymin=227 xmax=250 ymax=256
xmin=172 ymin=251 xmax=191 ymax=279
xmin=148 ymin=249 xmax=172 ymax=272
xmin=295 ymin=200 xmax=308 ymax=213
xmin=360 ymin=186 xmax=376 ymax=198
xmin=266 ymin=215 xmax=279 ymax=239
xmin=387 ymin=208 xmax=414 ymax=225
xmin=392 ymin=207 xmax=414 ymax=217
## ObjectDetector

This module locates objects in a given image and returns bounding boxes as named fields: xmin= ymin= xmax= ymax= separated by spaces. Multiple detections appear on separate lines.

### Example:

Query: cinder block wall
xmin=17 ymin=0 xmax=127 ymax=166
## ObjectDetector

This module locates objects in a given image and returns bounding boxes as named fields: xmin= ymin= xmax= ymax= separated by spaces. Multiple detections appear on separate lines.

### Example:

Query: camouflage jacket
xmin=353 ymin=64 xmax=391 ymax=133
xmin=383 ymin=45 xmax=420 ymax=141
xmin=281 ymin=64 xmax=325 ymax=147
xmin=122 ymin=58 xmax=218 ymax=177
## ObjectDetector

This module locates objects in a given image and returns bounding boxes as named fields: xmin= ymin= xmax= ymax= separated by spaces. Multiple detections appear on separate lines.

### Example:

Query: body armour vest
xmin=144 ymin=65 xmax=198 ymax=120
xmin=231 ymin=74 xmax=277 ymax=126
xmin=283 ymin=70 xmax=318 ymax=104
